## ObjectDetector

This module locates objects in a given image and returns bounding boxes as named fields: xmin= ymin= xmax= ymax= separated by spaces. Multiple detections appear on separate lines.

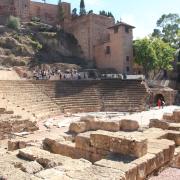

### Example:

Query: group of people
xmin=32 ymin=68 xmax=88 ymax=80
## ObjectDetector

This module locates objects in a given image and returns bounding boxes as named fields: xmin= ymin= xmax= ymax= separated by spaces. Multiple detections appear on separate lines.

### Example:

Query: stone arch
xmin=154 ymin=94 xmax=165 ymax=106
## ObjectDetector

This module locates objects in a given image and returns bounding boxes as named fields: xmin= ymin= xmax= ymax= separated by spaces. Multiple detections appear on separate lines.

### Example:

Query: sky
xmin=33 ymin=0 xmax=180 ymax=39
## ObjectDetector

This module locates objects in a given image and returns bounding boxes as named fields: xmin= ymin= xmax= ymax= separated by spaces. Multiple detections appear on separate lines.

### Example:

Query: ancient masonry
xmin=1 ymin=109 xmax=180 ymax=179
xmin=0 ymin=79 xmax=179 ymax=179
xmin=0 ymin=0 xmax=134 ymax=73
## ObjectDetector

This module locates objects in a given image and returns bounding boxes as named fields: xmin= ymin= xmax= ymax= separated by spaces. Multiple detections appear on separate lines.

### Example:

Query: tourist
xmin=157 ymin=98 xmax=161 ymax=109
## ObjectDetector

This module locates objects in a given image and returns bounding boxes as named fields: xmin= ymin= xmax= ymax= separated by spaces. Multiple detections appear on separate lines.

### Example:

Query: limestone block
xmin=149 ymin=119 xmax=169 ymax=130
xmin=75 ymin=131 xmax=94 ymax=152
xmin=20 ymin=161 xmax=43 ymax=174
xmin=67 ymin=165 xmax=126 ymax=180
xmin=90 ymin=130 xmax=147 ymax=158
xmin=133 ymin=153 xmax=156 ymax=177
xmin=8 ymin=140 xmax=19 ymax=151
xmin=110 ymin=135 xmax=147 ymax=158
xmin=142 ymin=128 xmax=168 ymax=140
xmin=163 ymin=113 xmax=173 ymax=121
xmin=148 ymin=140 xmax=170 ymax=163
xmin=167 ymin=130 xmax=180 ymax=145
xmin=95 ymin=159 xmax=136 ymax=180
xmin=173 ymin=109 xmax=180 ymax=122
xmin=169 ymin=123 xmax=180 ymax=131
xmin=90 ymin=130 xmax=112 ymax=151
xmin=69 ymin=122 xmax=87 ymax=133
xmin=147 ymin=147 xmax=164 ymax=168
xmin=100 ymin=120 xmax=120 ymax=132
xmin=18 ymin=147 xmax=51 ymax=161
xmin=54 ymin=158 xmax=92 ymax=172
xmin=171 ymin=146 xmax=180 ymax=168
xmin=120 ymin=119 xmax=139 ymax=131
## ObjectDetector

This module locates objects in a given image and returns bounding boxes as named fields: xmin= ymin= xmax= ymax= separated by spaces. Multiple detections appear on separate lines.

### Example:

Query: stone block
xmin=169 ymin=123 xmax=180 ymax=131
xmin=142 ymin=128 xmax=168 ymax=140
xmin=8 ymin=140 xmax=19 ymax=151
xmin=149 ymin=119 xmax=169 ymax=130
xmin=90 ymin=130 xmax=112 ymax=151
xmin=110 ymin=134 xmax=147 ymax=158
xmin=69 ymin=122 xmax=87 ymax=134
xmin=171 ymin=147 xmax=180 ymax=168
xmin=147 ymin=147 xmax=164 ymax=168
xmin=75 ymin=131 xmax=95 ymax=152
xmin=67 ymin=165 xmax=126 ymax=180
xmin=95 ymin=159 xmax=136 ymax=180
xmin=120 ymin=119 xmax=139 ymax=131
xmin=20 ymin=161 xmax=43 ymax=174
xmin=163 ymin=113 xmax=173 ymax=121
xmin=90 ymin=130 xmax=147 ymax=158
xmin=173 ymin=109 xmax=180 ymax=122
xmin=100 ymin=120 xmax=120 ymax=132
xmin=148 ymin=140 xmax=171 ymax=163
xmin=167 ymin=130 xmax=180 ymax=145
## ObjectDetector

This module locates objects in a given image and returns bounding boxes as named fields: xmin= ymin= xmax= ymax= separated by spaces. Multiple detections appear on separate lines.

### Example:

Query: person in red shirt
xmin=157 ymin=98 xmax=161 ymax=109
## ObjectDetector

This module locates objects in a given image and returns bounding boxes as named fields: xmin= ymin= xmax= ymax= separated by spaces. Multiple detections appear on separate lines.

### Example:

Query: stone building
xmin=0 ymin=0 xmax=135 ymax=73
xmin=94 ymin=22 xmax=135 ymax=73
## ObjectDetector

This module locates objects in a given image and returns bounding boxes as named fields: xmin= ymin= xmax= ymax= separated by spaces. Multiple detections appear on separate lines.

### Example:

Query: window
xmin=105 ymin=46 xmax=111 ymax=54
xmin=125 ymin=26 xmax=129 ymax=33
xmin=126 ymin=66 xmax=130 ymax=72
xmin=126 ymin=56 xmax=129 ymax=62
xmin=114 ymin=26 xmax=118 ymax=33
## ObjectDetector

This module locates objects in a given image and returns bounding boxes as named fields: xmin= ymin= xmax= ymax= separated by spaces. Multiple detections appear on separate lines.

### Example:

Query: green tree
xmin=152 ymin=13 xmax=180 ymax=48
xmin=133 ymin=37 xmax=175 ymax=78
xmin=7 ymin=16 xmax=20 ymax=30
xmin=80 ymin=0 xmax=86 ymax=15
xmin=134 ymin=38 xmax=157 ymax=77
xmin=152 ymin=38 xmax=175 ymax=72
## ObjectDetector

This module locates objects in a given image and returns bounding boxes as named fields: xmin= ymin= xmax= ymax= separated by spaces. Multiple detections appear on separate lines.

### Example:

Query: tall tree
xmin=152 ymin=13 xmax=180 ymax=48
xmin=134 ymin=38 xmax=157 ymax=77
xmin=80 ymin=0 xmax=86 ymax=15
xmin=133 ymin=37 xmax=175 ymax=78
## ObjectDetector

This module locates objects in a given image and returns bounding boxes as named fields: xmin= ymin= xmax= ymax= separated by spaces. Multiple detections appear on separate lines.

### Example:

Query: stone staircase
xmin=34 ymin=80 xmax=102 ymax=113
xmin=0 ymin=81 xmax=61 ymax=119
xmin=34 ymin=80 xmax=148 ymax=113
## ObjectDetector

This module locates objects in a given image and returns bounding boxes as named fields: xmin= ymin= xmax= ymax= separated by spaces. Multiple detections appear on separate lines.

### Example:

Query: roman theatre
xmin=0 ymin=71 xmax=179 ymax=179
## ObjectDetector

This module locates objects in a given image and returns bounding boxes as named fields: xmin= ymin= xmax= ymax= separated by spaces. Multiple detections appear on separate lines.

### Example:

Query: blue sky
xmin=33 ymin=0 xmax=180 ymax=39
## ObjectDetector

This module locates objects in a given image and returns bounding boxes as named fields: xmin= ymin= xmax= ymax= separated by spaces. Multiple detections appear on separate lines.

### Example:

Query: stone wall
xmin=66 ymin=14 xmax=114 ymax=60
xmin=0 ymin=0 xmax=30 ymax=24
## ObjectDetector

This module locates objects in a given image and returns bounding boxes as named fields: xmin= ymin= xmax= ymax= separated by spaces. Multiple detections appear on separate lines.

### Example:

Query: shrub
xmin=7 ymin=16 xmax=21 ymax=30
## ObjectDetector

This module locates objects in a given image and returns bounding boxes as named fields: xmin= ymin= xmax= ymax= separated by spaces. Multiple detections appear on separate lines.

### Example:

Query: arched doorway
xmin=154 ymin=94 xmax=165 ymax=106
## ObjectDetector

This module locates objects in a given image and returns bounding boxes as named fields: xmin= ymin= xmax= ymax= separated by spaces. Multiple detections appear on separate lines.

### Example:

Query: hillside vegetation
xmin=0 ymin=21 xmax=87 ymax=70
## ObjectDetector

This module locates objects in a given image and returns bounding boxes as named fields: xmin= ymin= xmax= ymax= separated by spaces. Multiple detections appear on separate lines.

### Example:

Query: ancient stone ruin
xmin=0 ymin=80 xmax=179 ymax=179
xmin=0 ymin=111 xmax=179 ymax=179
